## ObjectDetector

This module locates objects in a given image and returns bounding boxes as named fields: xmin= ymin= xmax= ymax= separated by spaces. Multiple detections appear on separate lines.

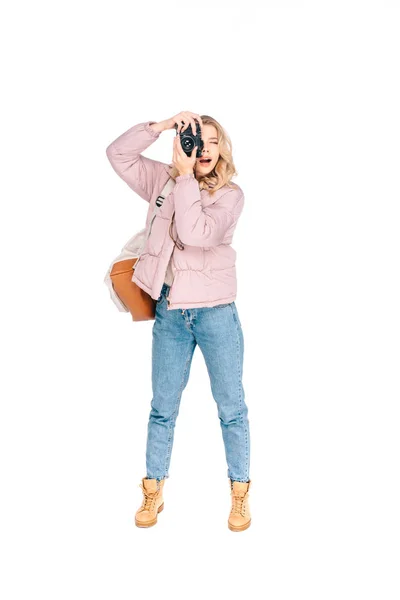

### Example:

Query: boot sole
xmin=135 ymin=502 xmax=164 ymax=528
xmin=228 ymin=518 xmax=251 ymax=532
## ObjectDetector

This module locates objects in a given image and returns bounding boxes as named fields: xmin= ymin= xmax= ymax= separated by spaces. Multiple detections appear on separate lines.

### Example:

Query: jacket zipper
xmin=166 ymin=213 xmax=177 ymax=308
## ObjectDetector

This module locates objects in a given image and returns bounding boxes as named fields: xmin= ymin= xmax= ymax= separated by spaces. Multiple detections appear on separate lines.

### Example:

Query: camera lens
xmin=182 ymin=136 xmax=194 ymax=152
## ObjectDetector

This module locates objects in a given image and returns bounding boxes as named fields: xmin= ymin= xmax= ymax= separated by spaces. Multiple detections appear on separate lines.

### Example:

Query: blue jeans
xmin=146 ymin=283 xmax=250 ymax=483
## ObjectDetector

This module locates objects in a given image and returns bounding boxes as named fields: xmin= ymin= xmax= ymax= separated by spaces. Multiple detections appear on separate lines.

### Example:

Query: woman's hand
xmin=172 ymin=135 xmax=198 ymax=176
xmin=164 ymin=111 xmax=203 ymax=135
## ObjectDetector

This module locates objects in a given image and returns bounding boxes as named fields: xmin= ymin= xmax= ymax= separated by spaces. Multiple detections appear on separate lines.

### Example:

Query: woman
xmin=106 ymin=111 xmax=251 ymax=531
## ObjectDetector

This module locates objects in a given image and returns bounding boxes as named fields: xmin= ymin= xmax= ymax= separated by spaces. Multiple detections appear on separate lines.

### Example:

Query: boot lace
xmin=139 ymin=484 xmax=158 ymax=511
xmin=231 ymin=492 xmax=247 ymax=517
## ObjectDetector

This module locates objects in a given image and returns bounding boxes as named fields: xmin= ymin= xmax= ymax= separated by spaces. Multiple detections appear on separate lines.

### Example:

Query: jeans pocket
xmin=156 ymin=292 xmax=166 ymax=310
xmin=230 ymin=302 xmax=242 ymax=327
xmin=212 ymin=302 xmax=233 ymax=309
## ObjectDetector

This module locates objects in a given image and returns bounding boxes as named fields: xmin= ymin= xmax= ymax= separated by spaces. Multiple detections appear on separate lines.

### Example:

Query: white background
xmin=1 ymin=1 xmax=399 ymax=598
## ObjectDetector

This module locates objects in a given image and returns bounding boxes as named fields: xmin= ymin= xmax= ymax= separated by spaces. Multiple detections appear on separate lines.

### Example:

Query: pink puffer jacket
xmin=106 ymin=120 xmax=245 ymax=310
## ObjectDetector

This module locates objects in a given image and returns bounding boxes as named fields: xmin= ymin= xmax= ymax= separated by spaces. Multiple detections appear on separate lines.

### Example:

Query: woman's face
xmin=195 ymin=124 xmax=220 ymax=177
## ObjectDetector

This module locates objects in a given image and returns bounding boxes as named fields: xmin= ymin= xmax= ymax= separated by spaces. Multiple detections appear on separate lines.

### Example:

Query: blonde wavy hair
xmin=169 ymin=114 xmax=239 ymax=196
xmin=168 ymin=115 xmax=240 ymax=250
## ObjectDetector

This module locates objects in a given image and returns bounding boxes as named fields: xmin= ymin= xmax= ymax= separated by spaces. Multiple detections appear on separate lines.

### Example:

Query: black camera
xmin=174 ymin=120 xmax=204 ymax=158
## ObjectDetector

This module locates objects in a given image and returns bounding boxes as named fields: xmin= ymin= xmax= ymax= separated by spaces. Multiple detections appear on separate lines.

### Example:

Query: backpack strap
xmin=137 ymin=176 xmax=175 ymax=257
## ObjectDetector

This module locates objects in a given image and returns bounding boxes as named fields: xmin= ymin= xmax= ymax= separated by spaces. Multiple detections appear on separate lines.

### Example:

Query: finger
xmin=190 ymin=112 xmax=202 ymax=131
xmin=175 ymin=136 xmax=184 ymax=156
xmin=184 ymin=113 xmax=196 ymax=135
xmin=182 ymin=112 xmax=195 ymax=132
xmin=174 ymin=143 xmax=183 ymax=164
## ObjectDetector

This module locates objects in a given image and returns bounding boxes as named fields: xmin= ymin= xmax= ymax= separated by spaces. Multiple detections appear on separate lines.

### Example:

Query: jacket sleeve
xmin=173 ymin=173 xmax=245 ymax=247
xmin=106 ymin=121 xmax=167 ymax=203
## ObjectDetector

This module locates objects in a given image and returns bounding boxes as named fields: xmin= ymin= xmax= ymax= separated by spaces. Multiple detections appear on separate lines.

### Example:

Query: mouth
xmin=198 ymin=158 xmax=212 ymax=165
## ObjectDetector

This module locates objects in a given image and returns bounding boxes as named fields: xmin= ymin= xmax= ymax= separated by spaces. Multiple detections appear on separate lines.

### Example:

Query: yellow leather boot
xmin=135 ymin=477 xmax=165 ymax=528
xmin=228 ymin=479 xmax=251 ymax=531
